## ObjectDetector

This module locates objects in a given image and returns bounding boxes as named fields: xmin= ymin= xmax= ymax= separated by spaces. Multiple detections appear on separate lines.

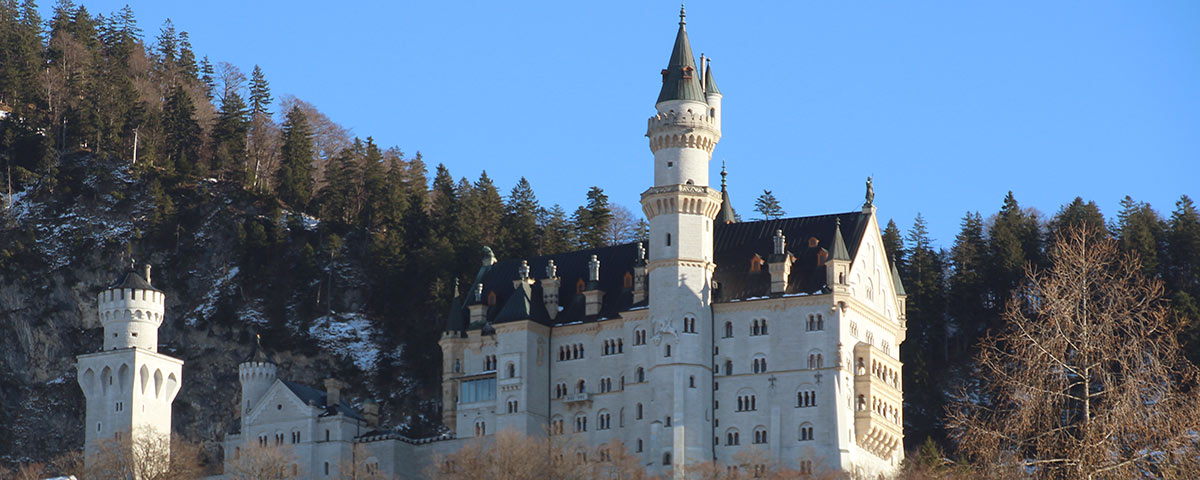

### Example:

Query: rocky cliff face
xmin=0 ymin=154 xmax=428 ymax=465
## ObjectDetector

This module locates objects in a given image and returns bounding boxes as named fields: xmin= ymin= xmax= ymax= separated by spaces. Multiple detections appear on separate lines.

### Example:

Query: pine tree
xmin=947 ymin=211 xmax=987 ymax=350
xmin=500 ymin=177 xmax=541 ymax=259
xmin=248 ymin=65 xmax=272 ymax=117
xmin=461 ymin=171 xmax=504 ymax=248
xmin=429 ymin=163 xmax=459 ymax=238
xmin=881 ymin=219 xmax=905 ymax=266
xmin=320 ymin=138 xmax=365 ymax=225
xmin=177 ymin=31 xmax=197 ymax=81
xmin=1115 ymin=195 xmax=1164 ymax=279
xmin=900 ymin=213 xmax=947 ymax=448
xmin=162 ymin=85 xmax=202 ymax=174
xmin=211 ymin=90 xmax=250 ymax=182
xmin=573 ymin=186 xmax=612 ymax=249
xmin=986 ymin=191 xmax=1043 ymax=325
xmin=539 ymin=204 xmax=574 ymax=255
xmin=276 ymin=105 xmax=316 ymax=209
xmin=155 ymin=19 xmax=178 ymax=68
xmin=754 ymin=190 xmax=785 ymax=220
xmin=1047 ymin=196 xmax=1107 ymax=242
xmin=1167 ymin=195 xmax=1200 ymax=296
xmin=199 ymin=56 xmax=215 ymax=99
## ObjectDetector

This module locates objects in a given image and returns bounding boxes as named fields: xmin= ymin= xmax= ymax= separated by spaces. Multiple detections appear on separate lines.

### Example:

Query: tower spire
xmin=680 ymin=2 xmax=686 ymax=26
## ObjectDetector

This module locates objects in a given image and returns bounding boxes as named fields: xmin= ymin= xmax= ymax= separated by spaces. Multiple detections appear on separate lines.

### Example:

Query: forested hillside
xmin=0 ymin=0 xmax=641 ymax=465
xmin=1 ymin=0 xmax=1197 ymax=469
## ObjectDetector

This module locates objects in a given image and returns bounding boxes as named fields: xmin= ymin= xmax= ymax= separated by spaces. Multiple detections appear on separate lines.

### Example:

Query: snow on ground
xmin=186 ymin=266 xmax=240 ymax=326
xmin=309 ymin=312 xmax=379 ymax=373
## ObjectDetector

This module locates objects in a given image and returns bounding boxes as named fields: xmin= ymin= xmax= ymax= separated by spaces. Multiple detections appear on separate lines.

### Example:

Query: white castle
xmin=74 ymin=7 xmax=907 ymax=479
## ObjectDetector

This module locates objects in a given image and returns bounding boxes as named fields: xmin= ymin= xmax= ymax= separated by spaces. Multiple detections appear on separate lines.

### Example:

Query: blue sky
xmin=44 ymin=1 xmax=1199 ymax=247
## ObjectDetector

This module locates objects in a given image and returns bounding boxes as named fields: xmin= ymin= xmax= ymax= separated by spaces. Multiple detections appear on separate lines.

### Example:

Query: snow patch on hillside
xmin=186 ymin=266 xmax=240 ymax=326
xmin=310 ymin=313 xmax=378 ymax=372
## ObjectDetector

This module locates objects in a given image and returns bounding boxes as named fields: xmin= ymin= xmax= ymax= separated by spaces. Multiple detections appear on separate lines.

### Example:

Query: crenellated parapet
xmin=646 ymin=109 xmax=721 ymax=154
xmin=97 ymin=268 xmax=166 ymax=352
xmin=639 ymin=184 xmax=723 ymax=221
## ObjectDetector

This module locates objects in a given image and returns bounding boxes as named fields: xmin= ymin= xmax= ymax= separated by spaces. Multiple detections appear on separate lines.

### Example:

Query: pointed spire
xmin=890 ymin=255 xmax=906 ymax=296
xmin=831 ymin=218 xmax=852 ymax=261
xmin=704 ymin=58 xmax=721 ymax=95
xmin=716 ymin=160 xmax=737 ymax=224
xmin=657 ymin=5 xmax=705 ymax=104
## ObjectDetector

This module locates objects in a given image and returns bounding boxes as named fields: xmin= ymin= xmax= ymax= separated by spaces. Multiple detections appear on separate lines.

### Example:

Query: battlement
xmin=646 ymin=110 xmax=722 ymax=153
xmin=238 ymin=362 xmax=278 ymax=382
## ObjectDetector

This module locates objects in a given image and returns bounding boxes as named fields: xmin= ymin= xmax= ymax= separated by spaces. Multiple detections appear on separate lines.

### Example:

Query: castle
xmin=78 ymin=8 xmax=907 ymax=479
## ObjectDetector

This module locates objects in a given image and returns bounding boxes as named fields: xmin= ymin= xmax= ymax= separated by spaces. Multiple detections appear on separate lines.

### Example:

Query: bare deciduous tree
xmin=431 ymin=430 xmax=648 ymax=480
xmin=948 ymin=226 xmax=1200 ymax=479
xmin=43 ymin=426 xmax=204 ymax=480
xmin=224 ymin=443 xmax=299 ymax=480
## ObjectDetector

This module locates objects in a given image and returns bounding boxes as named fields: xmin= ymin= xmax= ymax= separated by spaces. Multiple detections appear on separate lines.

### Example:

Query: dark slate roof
xmin=712 ymin=211 xmax=868 ymax=301
xmin=107 ymin=270 xmax=161 ymax=292
xmin=830 ymin=219 xmax=852 ymax=261
xmin=446 ymin=243 xmax=645 ymax=334
xmin=704 ymin=62 xmax=721 ymax=95
xmin=281 ymin=380 xmax=365 ymax=421
xmin=447 ymin=211 xmax=870 ymax=332
xmin=890 ymin=259 xmax=906 ymax=296
xmin=656 ymin=9 xmax=706 ymax=105
xmin=716 ymin=185 xmax=736 ymax=226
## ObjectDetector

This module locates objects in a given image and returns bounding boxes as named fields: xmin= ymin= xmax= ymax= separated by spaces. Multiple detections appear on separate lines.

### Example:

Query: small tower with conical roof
xmin=76 ymin=263 xmax=184 ymax=463
xmin=238 ymin=334 xmax=277 ymax=438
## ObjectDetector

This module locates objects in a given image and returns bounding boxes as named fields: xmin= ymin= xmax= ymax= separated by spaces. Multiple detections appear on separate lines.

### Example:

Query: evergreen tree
xmin=359 ymin=137 xmax=388 ymax=228
xmin=461 ymin=171 xmax=504 ymax=248
xmin=500 ymin=177 xmax=541 ymax=259
xmin=573 ymin=186 xmax=612 ymax=249
xmin=248 ymin=65 xmax=272 ymax=117
xmin=1114 ymin=195 xmax=1164 ymax=279
xmin=899 ymin=213 xmax=947 ymax=449
xmin=211 ymin=90 xmax=250 ymax=181
xmin=429 ymin=163 xmax=459 ymax=240
xmin=320 ymin=138 xmax=365 ymax=224
xmin=162 ymin=85 xmax=202 ymax=174
xmin=177 ymin=31 xmax=197 ymax=81
xmin=947 ymin=211 xmax=987 ymax=350
xmin=155 ymin=19 xmax=178 ymax=68
xmin=0 ymin=0 xmax=44 ymax=110
xmin=276 ymin=105 xmax=315 ymax=209
xmin=1047 ymin=196 xmax=1107 ymax=242
xmin=881 ymin=219 xmax=905 ymax=266
xmin=199 ymin=56 xmax=215 ymax=99
xmin=1167 ymin=195 xmax=1200 ymax=297
xmin=539 ymin=204 xmax=574 ymax=255
xmin=986 ymin=191 xmax=1043 ymax=326
xmin=754 ymin=190 xmax=785 ymax=220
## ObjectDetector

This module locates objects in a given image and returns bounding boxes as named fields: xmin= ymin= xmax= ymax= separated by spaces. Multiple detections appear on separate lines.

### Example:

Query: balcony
xmin=564 ymin=392 xmax=590 ymax=404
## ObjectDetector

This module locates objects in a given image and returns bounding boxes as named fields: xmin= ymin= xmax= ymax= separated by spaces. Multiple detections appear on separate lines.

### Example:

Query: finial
xmin=588 ymin=255 xmax=600 ymax=282
xmin=546 ymin=259 xmax=557 ymax=278
xmin=865 ymin=176 xmax=875 ymax=207
xmin=130 ymin=257 xmax=136 ymax=271
xmin=518 ymin=260 xmax=530 ymax=280
xmin=679 ymin=2 xmax=686 ymax=26
xmin=720 ymin=160 xmax=728 ymax=189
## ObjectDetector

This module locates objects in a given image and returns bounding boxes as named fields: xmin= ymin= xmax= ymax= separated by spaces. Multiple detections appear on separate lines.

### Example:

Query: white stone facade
xmin=214 ymin=10 xmax=906 ymax=479
xmin=76 ymin=267 xmax=184 ymax=464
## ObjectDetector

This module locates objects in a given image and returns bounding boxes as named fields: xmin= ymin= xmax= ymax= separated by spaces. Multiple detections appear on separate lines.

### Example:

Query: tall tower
xmin=76 ymin=264 xmax=184 ymax=462
xmin=640 ymin=6 xmax=723 ymax=476
xmin=238 ymin=335 xmax=277 ymax=440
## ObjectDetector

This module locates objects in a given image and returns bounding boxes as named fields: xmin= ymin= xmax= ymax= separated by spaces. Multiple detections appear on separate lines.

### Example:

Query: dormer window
xmin=487 ymin=291 xmax=497 ymax=306
xmin=623 ymin=272 xmax=634 ymax=289
xmin=682 ymin=65 xmax=694 ymax=80
xmin=817 ymin=250 xmax=829 ymax=265
xmin=749 ymin=254 xmax=764 ymax=273
xmin=808 ymin=237 xmax=820 ymax=248
xmin=576 ymin=278 xmax=586 ymax=294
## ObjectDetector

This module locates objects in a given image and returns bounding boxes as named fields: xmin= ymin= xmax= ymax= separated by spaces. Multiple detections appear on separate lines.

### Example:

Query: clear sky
xmin=42 ymin=1 xmax=1199 ymax=248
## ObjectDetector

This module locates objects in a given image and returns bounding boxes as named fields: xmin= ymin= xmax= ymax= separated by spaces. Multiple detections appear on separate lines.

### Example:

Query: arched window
xmin=551 ymin=415 xmax=564 ymax=435
xmin=761 ymin=319 xmax=768 ymax=334
xmin=689 ymin=375 xmax=696 ymax=388
xmin=636 ymin=403 xmax=644 ymax=419
xmin=753 ymin=426 xmax=768 ymax=444
xmin=623 ymin=272 xmax=633 ymax=289
xmin=666 ymin=233 xmax=671 ymax=247
xmin=665 ymin=344 xmax=671 ymax=357
xmin=577 ymin=379 xmax=586 ymax=393
xmin=751 ymin=320 xmax=760 ymax=336
xmin=636 ymin=367 xmax=645 ymax=383
xmin=816 ymin=314 xmax=824 ymax=330
xmin=637 ymin=439 xmax=643 ymax=452
xmin=726 ymin=428 xmax=740 ymax=445
xmin=506 ymin=363 xmax=515 ymax=378
xmin=474 ymin=420 xmax=486 ymax=436
xmin=575 ymin=414 xmax=588 ymax=432
xmin=799 ymin=423 xmax=814 ymax=441
xmin=663 ymin=452 xmax=672 ymax=466
xmin=724 ymin=322 xmax=733 ymax=338
xmin=724 ymin=360 xmax=733 ymax=376
xmin=487 ymin=291 xmax=497 ymax=306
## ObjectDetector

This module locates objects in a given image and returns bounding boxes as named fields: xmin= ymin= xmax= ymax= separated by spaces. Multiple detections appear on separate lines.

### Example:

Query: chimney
xmin=541 ymin=260 xmax=561 ymax=320
xmin=633 ymin=242 xmax=648 ymax=304
xmin=584 ymin=255 xmax=604 ymax=316
xmin=769 ymin=230 xmax=792 ymax=295
xmin=363 ymin=399 xmax=380 ymax=426
xmin=324 ymin=378 xmax=345 ymax=408
xmin=144 ymin=264 xmax=152 ymax=285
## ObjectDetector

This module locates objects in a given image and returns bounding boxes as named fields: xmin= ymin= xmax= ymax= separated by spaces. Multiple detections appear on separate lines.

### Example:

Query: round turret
xmin=97 ymin=265 xmax=165 ymax=351
xmin=238 ymin=335 xmax=277 ymax=419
